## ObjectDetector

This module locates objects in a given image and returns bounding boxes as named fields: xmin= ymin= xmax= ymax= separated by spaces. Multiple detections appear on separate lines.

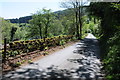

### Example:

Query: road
xmin=3 ymin=33 xmax=104 ymax=80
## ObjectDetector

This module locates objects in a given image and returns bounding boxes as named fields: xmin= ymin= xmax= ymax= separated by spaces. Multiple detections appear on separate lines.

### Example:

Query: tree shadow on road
xmin=3 ymin=38 xmax=104 ymax=80
xmin=69 ymin=38 xmax=104 ymax=80
xmin=3 ymin=65 xmax=74 ymax=80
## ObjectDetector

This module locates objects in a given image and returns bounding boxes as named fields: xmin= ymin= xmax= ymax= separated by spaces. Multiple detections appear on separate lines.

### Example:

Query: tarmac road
xmin=3 ymin=33 xmax=104 ymax=80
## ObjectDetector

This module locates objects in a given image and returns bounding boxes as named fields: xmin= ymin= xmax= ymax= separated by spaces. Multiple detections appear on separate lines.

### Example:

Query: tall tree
xmin=29 ymin=11 xmax=43 ymax=39
xmin=61 ymin=0 xmax=86 ymax=39
xmin=78 ymin=0 xmax=83 ymax=39
xmin=42 ymin=9 xmax=53 ymax=38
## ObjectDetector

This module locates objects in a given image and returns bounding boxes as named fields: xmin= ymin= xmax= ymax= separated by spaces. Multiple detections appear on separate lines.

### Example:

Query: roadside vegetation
xmin=1 ymin=1 xmax=120 ymax=80
xmin=1 ymin=7 xmax=98 ymax=73
xmin=89 ymin=2 xmax=120 ymax=80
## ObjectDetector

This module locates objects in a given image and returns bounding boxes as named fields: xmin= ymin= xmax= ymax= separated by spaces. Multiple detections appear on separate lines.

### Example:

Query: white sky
xmin=0 ymin=0 xmax=90 ymax=19
xmin=0 ymin=0 xmax=65 ymax=19
xmin=0 ymin=0 xmax=63 ymax=2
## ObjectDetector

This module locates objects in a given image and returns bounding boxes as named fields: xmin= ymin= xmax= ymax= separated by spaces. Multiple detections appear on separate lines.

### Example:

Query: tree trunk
xmin=39 ymin=24 xmax=42 ymax=39
xmin=3 ymin=38 xmax=6 ymax=62
xmin=78 ymin=3 xmax=82 ymax=39
xmin=10 ymin=27 xmax=17 ymax=41
xmin=45 ymin=17 xmax=50 ymax=38
xmin=94 ymin=18 xmax=96 ymax=24
xmin=75 ymin=1 xmax=80 ymax=39
xmin=45 ymin=26 xmax=48 ymax=38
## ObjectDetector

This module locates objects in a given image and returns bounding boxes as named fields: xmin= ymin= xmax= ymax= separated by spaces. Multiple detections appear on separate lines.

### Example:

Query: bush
xmin=3 ymin=35 xmax=74 ymax=58
xmin=103 ymin=31 xmax=120 ymax=80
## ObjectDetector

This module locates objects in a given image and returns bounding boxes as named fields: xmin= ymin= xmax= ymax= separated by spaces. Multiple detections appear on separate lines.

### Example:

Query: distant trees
xmin=2 ymin=8 xmax=82 ymax=43
xmin=8 ymin=16 xmax=32 ymax=23
xmin=8 ymin=18 xmax=19 ymax=23
xmin=19 ymin=16 xmax=32 ymax=23
xmin=0 ymin=17 xmax=30 ymax=43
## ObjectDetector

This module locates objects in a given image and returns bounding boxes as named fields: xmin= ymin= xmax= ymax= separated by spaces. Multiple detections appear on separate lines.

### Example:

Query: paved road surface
xmin=3 ymin=33 xmax=104 ymax=80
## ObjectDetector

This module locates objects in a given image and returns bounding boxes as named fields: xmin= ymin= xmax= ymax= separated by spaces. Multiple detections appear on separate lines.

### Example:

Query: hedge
xmin=2 ymin=35 xmax=74 ymax=58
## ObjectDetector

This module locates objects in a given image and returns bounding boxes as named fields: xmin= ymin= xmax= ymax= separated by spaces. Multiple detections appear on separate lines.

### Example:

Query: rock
xmin=77 ymin=43 xmax=85 ymax=45
xmin=97 ymin=77 xmax=105 ymax=80
xmin=4 ymin=73 xmax=12 ymax=78
xmin=89 ymin=73 xmax=95 ymax=79
xmin=42 ymin=72 xmax=47 ymax=76
xmin=70 ymin=69 xmax=76 ymax=73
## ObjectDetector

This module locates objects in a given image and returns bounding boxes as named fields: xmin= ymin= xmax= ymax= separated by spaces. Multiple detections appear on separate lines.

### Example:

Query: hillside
xmin=7 ymin=16 xmax=32 ymax=23
xmin=6 ymin=9 xmax=79 ymax=23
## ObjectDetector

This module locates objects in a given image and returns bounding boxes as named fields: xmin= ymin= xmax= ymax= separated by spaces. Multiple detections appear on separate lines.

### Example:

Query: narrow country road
xmin=3 ymin=33 xmax=104 ymax=80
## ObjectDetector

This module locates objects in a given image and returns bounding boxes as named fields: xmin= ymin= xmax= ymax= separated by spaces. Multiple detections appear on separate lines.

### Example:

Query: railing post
xmin=3 ymin=38 xmax=7 ymax=60
xmin=43 ymin=37 xmax=45 ymax=42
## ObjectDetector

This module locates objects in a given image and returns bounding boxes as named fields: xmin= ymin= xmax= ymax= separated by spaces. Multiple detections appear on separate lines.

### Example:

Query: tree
xmin=14 ymin=24 xmax=29 ymax=40
xmin=49 ymin=19 xmax=64 ymax=36
xmin=61 ymin=0 xmax=86 ymax=39
xmin=0 ymin=17 xmax=12 ymax=43
xmin=55 ymin=9 xmax=76 ymax=35
xmin=29 ymin=11 xmax=43 ymax=39
xmin=28 ymin=9 xmax=53 ymax=39
xmin=89 ymin=2 xmax=120 ymax=80
xmin=42 ymin=9 xmax=53 ymax=38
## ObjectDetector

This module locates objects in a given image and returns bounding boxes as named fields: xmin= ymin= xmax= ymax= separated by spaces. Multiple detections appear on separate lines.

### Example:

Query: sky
xmin=0 ymin=0 xmax=90 ymax=19
xmin=0 ymin=0 xmax=65 ymax=19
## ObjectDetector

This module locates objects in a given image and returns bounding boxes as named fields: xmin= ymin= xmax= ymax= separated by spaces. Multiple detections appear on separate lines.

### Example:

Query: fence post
xmin=43 ymin=37 xmax=45 ymax=42
xmin=3 ymin=38 xmax=7 ymax=60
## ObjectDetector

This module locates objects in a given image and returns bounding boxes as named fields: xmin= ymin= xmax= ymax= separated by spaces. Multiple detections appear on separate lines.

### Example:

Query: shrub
xmin=103 ymin=31 xmax=120 ymax=80
xmin=2 ymin=35 xmax=74 ymax=58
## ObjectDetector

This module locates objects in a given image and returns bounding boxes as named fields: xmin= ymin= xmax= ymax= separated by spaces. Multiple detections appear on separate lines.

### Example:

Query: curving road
xmin=3 ymin=33 xmax=104 ymax=80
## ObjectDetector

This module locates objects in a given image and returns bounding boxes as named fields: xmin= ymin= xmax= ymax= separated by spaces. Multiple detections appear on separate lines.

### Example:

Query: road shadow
xmin=73 ymin=38 xmax=101 ymax=59
xmin=3 ymin=64 xmax=78 ymax=80
xmin=3 ymin=38 xmax=104 ymax=80
xmin=70 ymin=38 xmax=104 ymax=79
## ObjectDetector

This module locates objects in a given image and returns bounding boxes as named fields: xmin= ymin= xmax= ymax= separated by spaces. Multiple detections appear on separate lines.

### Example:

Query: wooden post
xmin=3 ymin=38 xmax=6 ymax=60
xmin=43 ymin=37 xmax=45 ymax=42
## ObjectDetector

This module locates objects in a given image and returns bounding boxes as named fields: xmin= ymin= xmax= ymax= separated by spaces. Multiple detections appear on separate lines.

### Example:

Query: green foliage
xmin=111 ymin=3 xmax=120 ymax=10
xmin=89 ymin=2 xmax=120 ymax=80
xmin=49 ymin=19 xmax=64 ymax=36
xmin=3 ymin=35 xmax=73 ymax=58
xmin=14 ymin=25 xmax=29 ymax=40
xmin=0 ymin=18 xmax=12 ymax=43
xmin=22 ymin=60 xmax=26 ymax=63
xmin=81 ymin=16 xmax=100 ymax=39
xmin=28 ymin=8 xmax=54 ymax=39
xmin=42 ymin=9 xmax=53 ymax=38
xmin=43 ymin=51 xmax=49 ymax=56
xmin=44 ymin=47 xmax=48 ymax=50
xmin=103 ymin=31 xmax=120 ymax=80
xmin=59 ymin=40 xmax=66 ymax=45
xmin=0 ymin=18 xmax=29 ymax=43
xmin=9 ymin=51 xmax=19 ymax=57
xmin=28 ymin=11 xmax=43 ymax=39
xmin=15 ymin=61 xmax=21 ymax=67
xmin=28 ymin=60 xmax=33 ymax=63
